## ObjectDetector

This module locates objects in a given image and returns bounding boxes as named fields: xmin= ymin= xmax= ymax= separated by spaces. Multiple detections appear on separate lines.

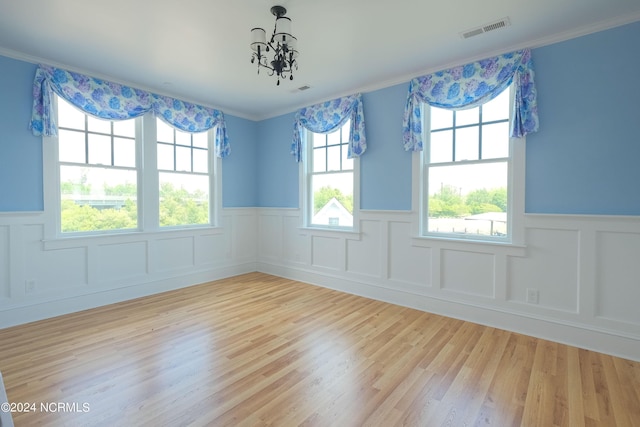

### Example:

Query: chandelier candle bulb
xmin=250 ymin=28 xmax=267 ymax=51
xmin=275 ymin=16 xmax=292 ymax=43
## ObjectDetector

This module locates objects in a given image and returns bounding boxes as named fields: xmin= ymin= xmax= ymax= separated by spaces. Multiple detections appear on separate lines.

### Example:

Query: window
xmin=304 ymin=120 xmax=356 ymax=229
xmin=422 ymin=87 xmax=519 ymax=241
xmin=58 ymin=97 xmax=138 ymax=233
xmin=156 ymin=118 xmax=210 ymax=227
xmin=54 ymin=95 xmax=217 ymax=235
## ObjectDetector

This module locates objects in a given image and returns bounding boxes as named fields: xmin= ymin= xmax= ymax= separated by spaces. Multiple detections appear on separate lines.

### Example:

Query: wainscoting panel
xmin=24 ymin=224 xmax=88 ymax=293
xmin=595 ymin=231 xmax=640 ymax=325
xmin=346 ymin=220 xmax=381 ymax=278
xmin=97 ymin=241 xmax=148 ymax=283
xmin=312 ymin=236 xmax=343 ymax=271
xmin=387 ymin=220 xmax=432 ymax=287
xmin=233 ymin=211 xmax=258 ymax=263
xmin=195 ymin=233 xmax=226 ymax=267
xmin=507 ymin=227 xmax=580 ymax=313
xmin=282 ymin=214 xmax=306 ymax=265
xmin=441 ymin=249 xmax=495 ymax=298
xmin=259 ymin=213 xmax=282 ymax=262
xmin=153 ymin=236 xmax=194 ymax=273
xmin=2 ymin=208 xmax=639 ymax=361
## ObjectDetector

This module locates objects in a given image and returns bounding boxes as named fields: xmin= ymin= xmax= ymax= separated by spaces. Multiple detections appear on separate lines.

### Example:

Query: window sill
xmin=42 ymin=226 xmax=223 ymax=250
xmin=411 ymin=234 xmax=526 ymax=256
xmin=297 ymin=226 xmax=361 ymax=240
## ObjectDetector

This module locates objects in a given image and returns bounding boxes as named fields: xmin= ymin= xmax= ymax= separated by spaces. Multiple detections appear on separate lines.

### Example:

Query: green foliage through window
xmin=61 ymin=181 xmax=209 ymax=232
xmin=429 ymin=185 xmax=506 ymax=218
xmin=159 ymin=183 xmax=209 ymax=227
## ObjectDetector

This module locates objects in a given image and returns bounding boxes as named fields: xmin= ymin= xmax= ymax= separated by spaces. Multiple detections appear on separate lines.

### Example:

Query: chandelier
xmin=250 ymin=5 xmax=298 ymax=85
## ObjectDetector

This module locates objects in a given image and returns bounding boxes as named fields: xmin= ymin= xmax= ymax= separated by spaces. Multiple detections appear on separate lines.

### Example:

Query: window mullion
xmin=84 ymin=115 xmax=89 ymax=164
xmin=452 ymin=111 xmax=457 ymax=162
xmin=141 ymin=114 xmax=158 ymax=231
xmin=110 ymin=122 xmax=115 ymax=166
xmin=478 ymin=105 xmax=483 ymax=160
xmin=191 ymin=134 xmax=195 ymax=173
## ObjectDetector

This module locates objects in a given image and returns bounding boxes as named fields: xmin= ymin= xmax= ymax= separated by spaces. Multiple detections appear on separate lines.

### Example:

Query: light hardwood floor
xmin=0 ymin=272 xmax=638 ymax=426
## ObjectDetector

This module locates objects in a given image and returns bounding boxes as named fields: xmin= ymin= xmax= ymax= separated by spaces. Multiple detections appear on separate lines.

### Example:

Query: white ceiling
xmin=1 ymin=0 xmax=639 ymax=121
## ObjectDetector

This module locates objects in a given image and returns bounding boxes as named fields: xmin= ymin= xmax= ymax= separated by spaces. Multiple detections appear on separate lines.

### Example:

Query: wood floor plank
xmin=0 ymin=272 xmax=638 ymax=426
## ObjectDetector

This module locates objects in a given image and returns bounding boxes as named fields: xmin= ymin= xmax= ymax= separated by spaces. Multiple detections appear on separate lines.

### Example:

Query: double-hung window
xmin=421 ymin=86 xmax=522 ymax=242
xmin=156 ymin=118 xmax=210 ymax=227
xmin=54 ymin=95 xmax=217 ymax=235
xmin=57 ymin=97 xmax=139 ymax=233
xmin=304 ymin=120 xmax=356 ymax=229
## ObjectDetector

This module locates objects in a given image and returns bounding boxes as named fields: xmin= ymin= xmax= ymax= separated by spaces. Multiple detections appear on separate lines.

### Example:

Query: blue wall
xmin=0 ymin=57 xmax=42 ymax=211
xmin=1 ymin=21 xmax=639 ymax=215
xmin=0 ymin=55 xmax=260 ymax=210
xmin=360 ymin=85 xmax=412 ymax=210
xmin=222 ymin=115 xmax=258 ymax=207
xmin=256 ymin=112 xmax=299 ymax=208
xmin=257 ymin=21 xmax=640 ymax=214
xmin=525 ymin=22 xmax=640 ymax=214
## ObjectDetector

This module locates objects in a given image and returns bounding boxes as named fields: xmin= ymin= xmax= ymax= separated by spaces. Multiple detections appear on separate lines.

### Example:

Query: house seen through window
xmin=423 ymin=86 xmax=513 ymax=240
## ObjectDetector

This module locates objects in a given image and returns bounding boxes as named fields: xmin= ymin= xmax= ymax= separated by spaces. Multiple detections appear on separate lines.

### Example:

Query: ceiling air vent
xmin=461 ymin=17 xmax=511 ymax=39
xmin=290 ymin=85 xmax=311 ymax=94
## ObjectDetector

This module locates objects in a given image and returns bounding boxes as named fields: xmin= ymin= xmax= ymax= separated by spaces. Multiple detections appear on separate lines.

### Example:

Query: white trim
xmin=140 ymin=113 xmax=157 ymax=230
xmin=42 ymin=226 xmax=224 ymax=251
xmin=297 ymin=226 xmax=361 ymax=241
xmin=411 ymin=235 xmax=526 ymax=257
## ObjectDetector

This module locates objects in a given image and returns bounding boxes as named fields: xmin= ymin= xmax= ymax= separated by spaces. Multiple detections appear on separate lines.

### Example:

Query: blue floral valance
xmin=291 ymin=93 xmax=366 ymax=162
xmin=29 ymin=65 xmax=230 ymax=158
xmin=402 ymin=49 xmax=539 ymax=152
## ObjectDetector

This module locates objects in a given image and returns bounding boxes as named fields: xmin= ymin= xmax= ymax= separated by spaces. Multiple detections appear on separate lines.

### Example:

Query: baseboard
xmin=257 ymin=262 xmax=640 ymax=362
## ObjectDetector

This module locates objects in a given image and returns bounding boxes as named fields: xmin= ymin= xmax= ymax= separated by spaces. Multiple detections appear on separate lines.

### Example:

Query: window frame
xmin=415 ymin=86 xmax=525 ymax=246
xmin=300 ymin=123 xmax=360 ymax=233
xmin=43 ymin=95 xmax=221 ymax=240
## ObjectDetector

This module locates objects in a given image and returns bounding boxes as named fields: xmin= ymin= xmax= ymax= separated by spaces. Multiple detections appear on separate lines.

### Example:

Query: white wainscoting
xmin=256 ymin=208 xmax=640 ymax=361
xmin=2 ymin=207 xmax=639 ymax=361
xmin=0 ymin=208 xmax=258 ymax=328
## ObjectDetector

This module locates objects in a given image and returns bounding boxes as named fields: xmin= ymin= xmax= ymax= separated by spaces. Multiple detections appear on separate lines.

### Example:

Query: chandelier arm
xmin=251 ymin=53 xmax=280 ymax=77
